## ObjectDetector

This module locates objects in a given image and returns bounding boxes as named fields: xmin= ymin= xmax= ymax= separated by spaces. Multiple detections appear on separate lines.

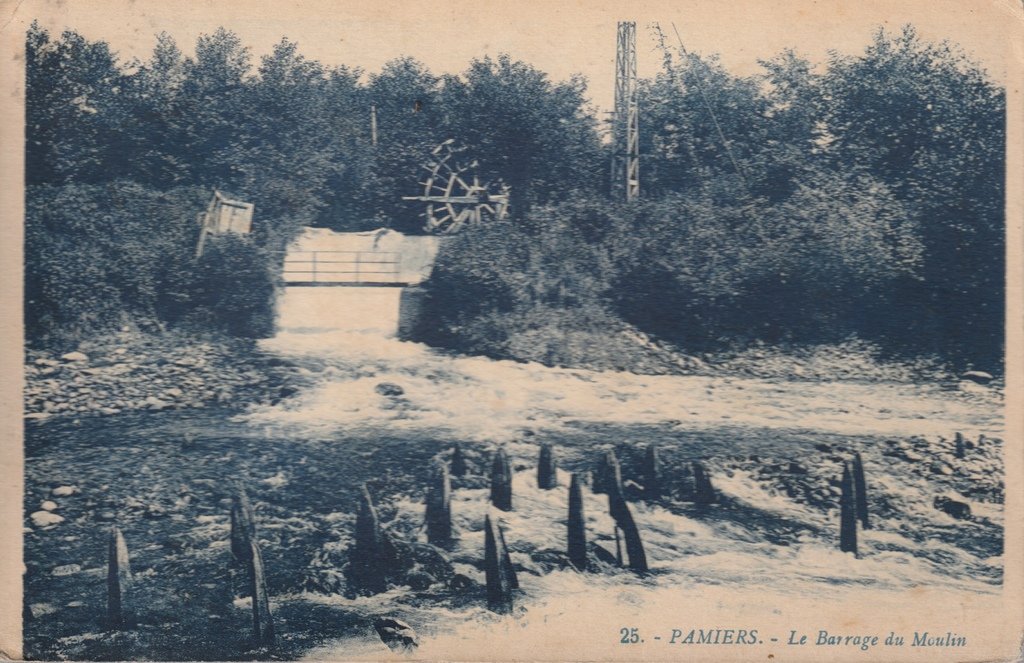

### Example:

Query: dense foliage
xmin=25 ymin=183 xmax=277 ymax=344
xmin=25 ymin=23 xmax=1004 ymax=369
xmin=424 ymin=28 xmax=1004 ymax=369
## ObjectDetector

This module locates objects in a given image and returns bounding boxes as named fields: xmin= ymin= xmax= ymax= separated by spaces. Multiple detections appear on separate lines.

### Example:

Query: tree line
xmin=25 ymin=22 xmax=1004 ymax=369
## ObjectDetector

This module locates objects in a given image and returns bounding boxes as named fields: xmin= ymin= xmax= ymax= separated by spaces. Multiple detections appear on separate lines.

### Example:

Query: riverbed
xmin=22 ymin=330 xmax=1005 ymax=660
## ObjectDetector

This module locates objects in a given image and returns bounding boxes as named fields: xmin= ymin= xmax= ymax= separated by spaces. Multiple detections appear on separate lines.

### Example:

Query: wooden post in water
xmin=484 ymin=514 xmax=516 ymax=613
xmin=692 ymin=461 xmax=717 ymax=505
xmin=231 ymin=490 xmax=256 ymax=564
xmin=643 ymin=444 xmax=661 ymax=500
xmin=450 ymin=444 xmax=468 ymax=477
xmin=839 ymin=462 xmax=858 ymax=556
xmin=490 ymin=448 xmax=513 ymax=511
xmin=955 ymin=432 xmax=966 ymax=460
xmin=607 ymin=481 xmax=648 ymax=572
xmin=352 ymin=485 xmax=389 ymax=594
xmin=537 ymin=443 xmax=558 ymax=490
xmin=229 ymin=490 xmax=257 ymax=599
xmin=497 ymin=521 xmax=519 ymax=590
xmin=425 ymin=462 xmax=452 ymax=546
xmin=567 ymin=474 xmax=587 ymax=570
xmin=249 ymin=540 xmax=275 ymax=646
xmin=852 ymin=452 xmax=870 ymax=530
xmin=106 ymin=526 xmax=131 ymax=629
xmin=594 ymin=449 xmax=623 ymax=495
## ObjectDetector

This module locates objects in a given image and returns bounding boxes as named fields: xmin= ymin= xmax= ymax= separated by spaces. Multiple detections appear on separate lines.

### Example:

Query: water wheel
xmin=402 ymin=139 xmax=510 ymax=234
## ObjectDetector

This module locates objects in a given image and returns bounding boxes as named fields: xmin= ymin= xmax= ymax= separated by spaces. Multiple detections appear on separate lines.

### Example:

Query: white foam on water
xmin=249 ymin=329 xmax=1003 ymax=442
xmin=244 ymin=321 xmax=1003 ymax=659
xmin=299 ymin=463 xmax=1001 ymax=660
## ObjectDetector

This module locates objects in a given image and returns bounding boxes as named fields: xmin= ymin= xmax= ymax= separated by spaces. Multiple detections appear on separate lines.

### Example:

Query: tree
xmin=822 ymin=26 xmax=1005 ymax=366
xmin=25 ymin=23 xmax=129 ymax=185
xmin=174 ymin=28 xmax=253 ymax=189
xmin=440 ymin=55 xmax=603 ymax=217
xmin=363 ymin=57 xmax=445 ymax=231
xmin=639 ymin=47 xmax=770 ymax=202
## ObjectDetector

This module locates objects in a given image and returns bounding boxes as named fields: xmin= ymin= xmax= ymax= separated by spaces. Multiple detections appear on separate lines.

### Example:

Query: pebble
xmin=30 ymin=511 xmax=65 ymax=527
xmin=51 ymin=564 xmax=81 ymax=576
xmin=40 ymin=500 xmax=58 ymax=511
xmin=25 ymin=335 xmax=293 ymax=421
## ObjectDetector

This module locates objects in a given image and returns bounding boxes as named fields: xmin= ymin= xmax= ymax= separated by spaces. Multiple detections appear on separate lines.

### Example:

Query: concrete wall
xmin=275 ymin=227 xmax=441 ymax=338
xmin=397 ymin=287 xmax=428 ymax=340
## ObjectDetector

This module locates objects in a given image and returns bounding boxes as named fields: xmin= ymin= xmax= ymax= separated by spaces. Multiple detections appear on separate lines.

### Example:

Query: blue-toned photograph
xmin=16 ymin=1 xmax=1013 ymax=660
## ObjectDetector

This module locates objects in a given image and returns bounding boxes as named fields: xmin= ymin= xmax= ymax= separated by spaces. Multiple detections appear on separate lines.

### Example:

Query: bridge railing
xmin=280 ymin=250 xmax=402 ymax=285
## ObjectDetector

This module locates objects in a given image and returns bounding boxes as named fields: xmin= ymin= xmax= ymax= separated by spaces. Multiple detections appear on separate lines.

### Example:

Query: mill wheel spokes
xmin=402 ymin=140 xmax=510 ymax=234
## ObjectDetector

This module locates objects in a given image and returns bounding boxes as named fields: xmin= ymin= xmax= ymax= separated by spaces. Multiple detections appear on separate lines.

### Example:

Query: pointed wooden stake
xmin=614 ymin=527 xmax=623 ymax=566
xmin=537 ymin=443 xmax=558 ymax=490
xmin=250 ymin=540 xmax=275 ymax=646
xmin=426 ymin=463 xmax=452 ymax=546
xmin=106 ymin=526 xmax=131 ymax=629
xmin=484 ymin=514 xmax=515 ymax=613
xmin=352 ymin=485 xmax=388 ymax=594
xmin=450 ymin=443 xmax=468 ymax=477
xmin=567 ymin=474 xmax=587 ymax=570
xmin=497 ymin=521 xmax=519 ymax=590
xmin=490 ymin=448 xmax=513 ymax=511
xmin=839 ymin=462 xmax=858 ymax=556
xmin=692 ymin=461 xmax=717 ymax=505
xmin=607 ymin=483 xmax=648 ymax=573
xmin=643 ymin=444 xmax=662 ymax=499
xmin=852 ymin=452 xmax=870 ymax=530
xmin=230 ymin=490 xmax=256 ymax=564
xmin=594 ymin=449 xmax=622 ymax=495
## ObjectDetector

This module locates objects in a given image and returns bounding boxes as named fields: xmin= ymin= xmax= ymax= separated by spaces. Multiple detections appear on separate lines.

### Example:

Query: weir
xmin=275 ymin=227 xmax=440 ymax=337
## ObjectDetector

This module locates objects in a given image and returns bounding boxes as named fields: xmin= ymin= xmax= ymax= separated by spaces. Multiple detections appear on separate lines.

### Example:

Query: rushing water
xmin=23 ymin=300 xmax=1006 ymax=660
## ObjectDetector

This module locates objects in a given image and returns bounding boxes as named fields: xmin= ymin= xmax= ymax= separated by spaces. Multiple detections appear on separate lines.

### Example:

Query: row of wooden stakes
xmin=94 ymin=439 xmax=896 ymax=645
xmin=435 ymin=442 xmax=720 ymax=611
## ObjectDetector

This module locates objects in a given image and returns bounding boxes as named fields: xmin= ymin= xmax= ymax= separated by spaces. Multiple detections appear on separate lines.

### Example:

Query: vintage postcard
xmin=1 ymin=0 xmax=1022 ymax=660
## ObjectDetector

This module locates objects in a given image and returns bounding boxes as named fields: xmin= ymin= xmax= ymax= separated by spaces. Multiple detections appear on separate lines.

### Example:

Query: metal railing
xmin=281 ymin=250 xmax=402 ymax=285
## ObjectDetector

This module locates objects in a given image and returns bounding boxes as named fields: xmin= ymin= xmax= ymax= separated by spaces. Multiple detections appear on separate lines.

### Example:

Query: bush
xmin=188 ymin=235 xmax=279 ymax=338
xmin=25 ymin=181 xmax=282 ymax=345
xmin=25 ymin=182 xmax=207 ymax=344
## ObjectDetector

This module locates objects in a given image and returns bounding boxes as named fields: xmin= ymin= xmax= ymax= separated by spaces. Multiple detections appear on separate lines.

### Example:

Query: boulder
xmin=961 ymin=371 xmax=993 ymax=384
xmin=405 ymin=571 xmax=436 ymax=591
xmin=448 ymin=573 xmax=476 ymax=592
xmin=51 ymin=564 xmax=82 ymax=576
xmin=40 ymin=500 xmax=58 ymax=512
xmin=934 ymin=496 xmax=971 ymax=520
xmin=61 ymin=352 xmax=89 ymax=363
xmin=374 ymin=382 xmax=404 ymax=397
xmin=374 ymin=617 xmax=419 ymax=652
xmin=30 ymin=511 xmax=65 ymax=528
xmin=51 ymin=485 xmax=78 ymax=497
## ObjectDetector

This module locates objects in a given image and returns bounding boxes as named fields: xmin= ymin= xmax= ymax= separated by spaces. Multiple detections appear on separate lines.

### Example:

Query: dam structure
xmin=276 ymin=227 xmax=441 ymax=338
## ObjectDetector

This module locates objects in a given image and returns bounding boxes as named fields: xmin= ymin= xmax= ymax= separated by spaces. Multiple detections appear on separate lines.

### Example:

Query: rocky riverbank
xmin=24 ymin=330 xmax=299 ymax=421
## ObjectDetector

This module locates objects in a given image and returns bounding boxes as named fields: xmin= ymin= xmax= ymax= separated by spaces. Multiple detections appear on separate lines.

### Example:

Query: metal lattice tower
xmin=612 ymin=21 xmax=639 ymax=202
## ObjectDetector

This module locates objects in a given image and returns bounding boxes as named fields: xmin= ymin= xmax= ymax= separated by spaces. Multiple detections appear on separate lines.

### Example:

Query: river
xmin=23 ymin=307 xmax=1006 ymax=660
